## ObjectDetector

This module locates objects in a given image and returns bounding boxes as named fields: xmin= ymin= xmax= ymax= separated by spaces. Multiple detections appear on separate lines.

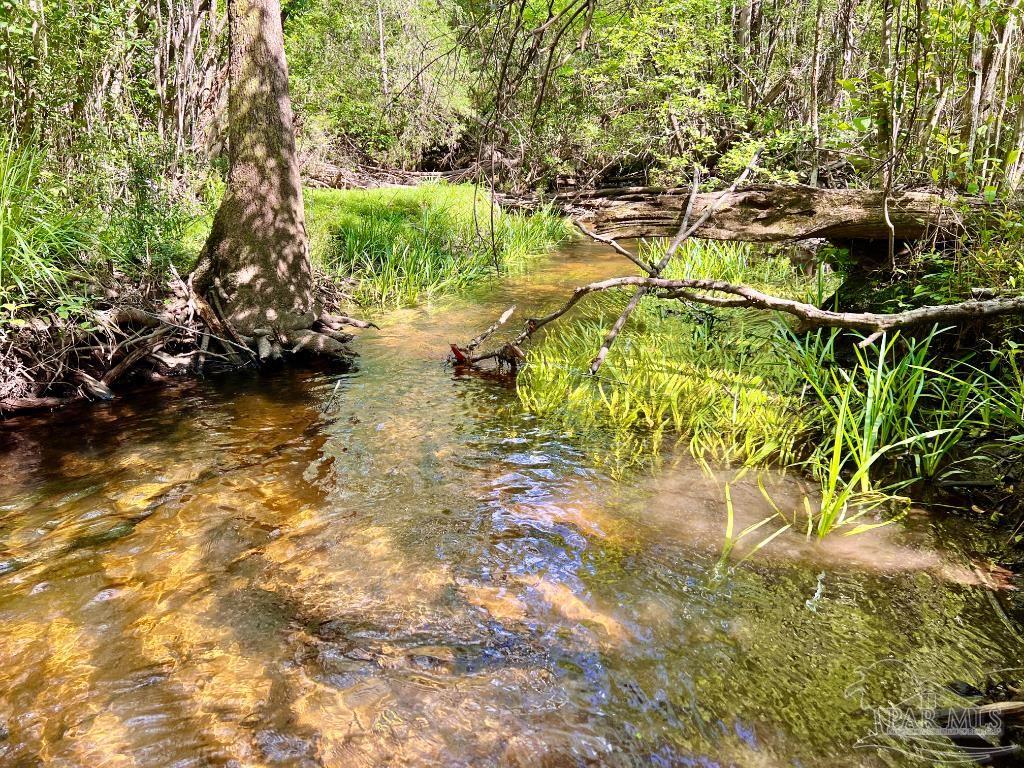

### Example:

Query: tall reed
xmin=0 ymin=135 xmax=94 ymax=310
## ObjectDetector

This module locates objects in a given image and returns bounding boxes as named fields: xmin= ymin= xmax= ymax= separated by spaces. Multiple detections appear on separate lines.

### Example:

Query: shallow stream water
xmin=1 ymin=243 xmax=1022 ymax=767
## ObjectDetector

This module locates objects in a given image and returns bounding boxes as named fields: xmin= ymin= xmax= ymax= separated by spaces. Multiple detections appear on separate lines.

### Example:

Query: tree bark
xmin=877 ymin=0 xmax=893 ymax=178
xmin=195 ymin=0 xmax=316 ymax=336
xmin=965 ymin=0 xmax=987 ymax=168
xmin=808 ymin=0 xmax=823 ymax=186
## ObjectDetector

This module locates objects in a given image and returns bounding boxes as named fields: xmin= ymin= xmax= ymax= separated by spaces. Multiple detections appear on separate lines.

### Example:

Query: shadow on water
xmin=1 ymin=242 xmax=1023 ymax=766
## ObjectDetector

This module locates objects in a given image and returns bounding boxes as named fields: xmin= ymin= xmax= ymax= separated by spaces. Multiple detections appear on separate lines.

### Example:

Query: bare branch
xmin=538 ymin=275 xmax=1024 ymax=333
xmin=452 ymin=271 xmax=1024 ymax=373
xmin=573 ymin=221 xmax=654 ymax=273
xmin=467 ymin=305 xmax=516 ymax=351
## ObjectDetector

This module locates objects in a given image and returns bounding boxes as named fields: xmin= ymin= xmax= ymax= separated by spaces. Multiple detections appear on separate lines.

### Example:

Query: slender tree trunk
xmin=877 ymin=0 xmax=894 ymax=181
xmin=809 ymin=0 xmax=823 ymax=186
xmin=736 ymin=0 xmax=752 ymax=48
xmin=377 ymin=0 xmax=390 ymax=98
xmin=980 ymin=2 xmax=1018 ymax=123
xmin=836 ymin=0 xmax=857 ymax=90
xmin=196 ymin=0 xmax=316 ymax=336
xmin=1007 ymin=107 xmax=1024 ymax=190
xmin=965 ymin=0 xmax=986 ymax=169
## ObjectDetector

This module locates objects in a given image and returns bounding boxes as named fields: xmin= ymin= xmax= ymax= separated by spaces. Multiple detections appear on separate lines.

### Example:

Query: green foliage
xmin=100 ymin=144 xmax=196 ymax=275
xmin=0 ymin=135 xmax=94 ymax=312
xmin=285 ymin=0 xmax=467 ymax=167
xmin=788 ymin=329 xmax=949 ymax=534
xmin=5 ymin=0 xmax=1024 ymax=197
xmin=454 ymin=0 xmax=1024 ymax=191
xmin=788 ymin=326 xmax=1024 ymax=534
xmin=0 ymin=134 xmax=203 ymax=322
xmin=305 ymin=183 xmax=573 ymax=307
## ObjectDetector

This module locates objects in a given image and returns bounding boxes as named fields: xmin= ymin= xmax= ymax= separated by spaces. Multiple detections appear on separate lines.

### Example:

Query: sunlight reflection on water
xmin=0 ymin=243 xmax=1021 ymax=767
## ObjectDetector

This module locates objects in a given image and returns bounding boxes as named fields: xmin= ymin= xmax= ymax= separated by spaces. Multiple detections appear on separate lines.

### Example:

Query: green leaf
xmin=851 ymin=116 xmax=873 ymax=132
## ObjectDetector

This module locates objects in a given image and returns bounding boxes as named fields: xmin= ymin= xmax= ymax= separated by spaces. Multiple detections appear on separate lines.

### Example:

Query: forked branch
xmin=452 ymin=274 xmax=1024 ymax=370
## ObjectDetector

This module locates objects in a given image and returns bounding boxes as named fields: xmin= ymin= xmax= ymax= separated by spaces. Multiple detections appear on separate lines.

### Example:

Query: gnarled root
xmin=320 ymin=313 xmax=379 ymax=331
xmin=284 ymin=329 xmax=355 ymax=364
xmin=1 ymin=266 xmax=375 ymax=415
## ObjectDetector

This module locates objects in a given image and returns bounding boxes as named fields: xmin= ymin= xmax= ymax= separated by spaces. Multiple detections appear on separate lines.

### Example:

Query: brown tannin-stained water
xmin=1 ymin=243 xmax=1022 ymax=767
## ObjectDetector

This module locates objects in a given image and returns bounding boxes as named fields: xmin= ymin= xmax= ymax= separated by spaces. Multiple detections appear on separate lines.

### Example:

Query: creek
xmin=0 ymin=242 xmax=1021 ymax=766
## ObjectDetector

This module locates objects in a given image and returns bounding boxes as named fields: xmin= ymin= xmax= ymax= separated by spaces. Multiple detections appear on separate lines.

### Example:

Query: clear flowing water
xmin=1 ymin=243 xmax=1022 ymax=767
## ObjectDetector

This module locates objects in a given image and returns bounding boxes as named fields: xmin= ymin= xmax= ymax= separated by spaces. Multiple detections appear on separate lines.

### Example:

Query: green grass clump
xmin=517 ymin=240 xmax=814 ymax=469
xmin=518 ymin=307 xmax=806 ymax=467
xmin=0 ymin=135 xmax=95 ymax=312
xmin=305 ymin=183 xmax=573 ymax=307
xmin=789 ymin=327 xmax=1024 ymax=536
xmin=1 ymin=135 xmax=200 ymax=325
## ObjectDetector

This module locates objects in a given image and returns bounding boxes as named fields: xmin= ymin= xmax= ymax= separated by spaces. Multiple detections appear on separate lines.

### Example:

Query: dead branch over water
xmin=453 ymin=246 xmax=1024 ymax=372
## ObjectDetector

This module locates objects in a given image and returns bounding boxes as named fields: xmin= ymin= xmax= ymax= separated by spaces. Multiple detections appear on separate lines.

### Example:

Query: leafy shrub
xmin=0 ymin=135 xmax=95 ymax=311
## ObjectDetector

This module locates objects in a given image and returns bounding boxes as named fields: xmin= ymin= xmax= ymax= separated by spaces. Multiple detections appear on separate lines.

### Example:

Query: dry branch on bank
xmin=452 ymin=274 xmax=1024 ymax=372
xmin=536 ymin=275 xmax=1024 ymax=332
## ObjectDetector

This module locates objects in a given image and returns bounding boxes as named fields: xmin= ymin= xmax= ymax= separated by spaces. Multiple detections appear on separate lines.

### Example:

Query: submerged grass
xmin=305 ymin=184 xmax=573 ymax=308
xmin=518 ymin=240 xmax=815 ymax=469
xmin=516 ymin=238 xmax=1024 ymax=538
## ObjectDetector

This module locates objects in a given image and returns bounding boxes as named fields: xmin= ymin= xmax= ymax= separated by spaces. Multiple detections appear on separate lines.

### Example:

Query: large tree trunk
xmin=196 ymin=0 xmax=316 ymax=336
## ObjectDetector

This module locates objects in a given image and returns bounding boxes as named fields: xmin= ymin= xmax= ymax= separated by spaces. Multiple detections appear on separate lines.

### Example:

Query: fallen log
xmin=302 ymin=160 xmax=476 ymax=189
xmin=521 ymin=184 xmax=981 ymax=242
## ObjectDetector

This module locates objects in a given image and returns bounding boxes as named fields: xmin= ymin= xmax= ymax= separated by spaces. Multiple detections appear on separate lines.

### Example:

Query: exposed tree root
xmin=285 ymin=329 xmax=353 ymax=360
xmin=1 ymin=272 xmax=373 ymax=417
